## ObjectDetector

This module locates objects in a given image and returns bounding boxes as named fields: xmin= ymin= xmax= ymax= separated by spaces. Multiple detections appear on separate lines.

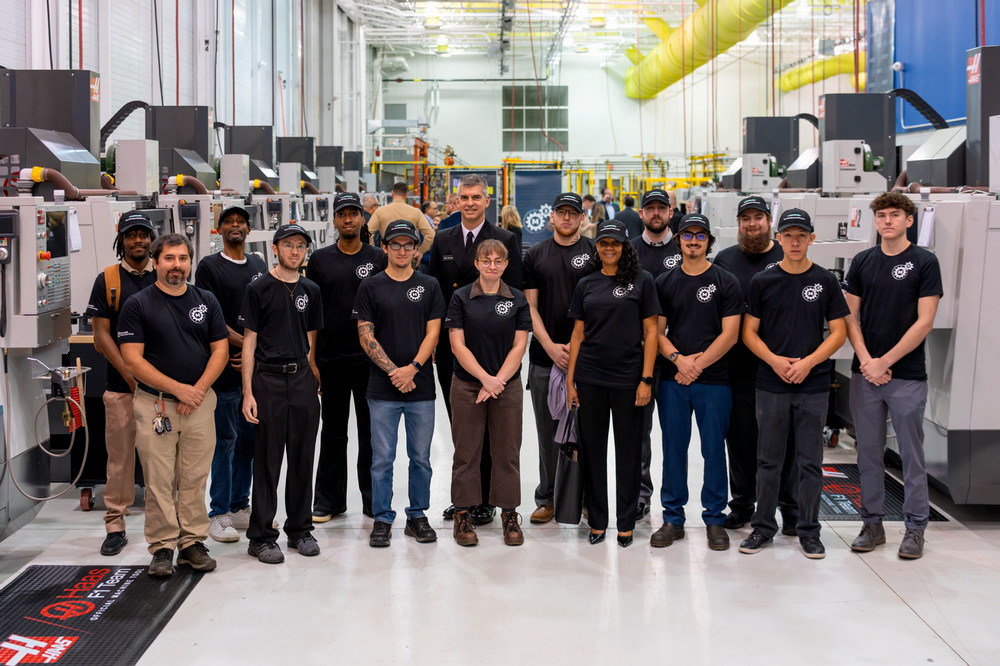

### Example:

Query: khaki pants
xmin=103 ymin=391 xmax=137 ymax=532
xmin=133 ymin=389 xmax=217 ymax=554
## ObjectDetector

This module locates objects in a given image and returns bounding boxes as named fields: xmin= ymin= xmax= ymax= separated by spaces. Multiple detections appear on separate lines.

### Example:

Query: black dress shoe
xmin=723 ymin=512 xmax=752 ymax=530
xmin=101 ymin=531 xmax=127 ymax=556
xmin=442 ymin=504 xmax=456 ymax=520
xmin=617 ymin=533 xmax=634 ymax=548
xmin=635 ymin=502 xmax=650 ymax=520
xmin=470 ymin=504 xmax=496 ymax=526
xmin=588 ymin=531 xmax=606 ymax=545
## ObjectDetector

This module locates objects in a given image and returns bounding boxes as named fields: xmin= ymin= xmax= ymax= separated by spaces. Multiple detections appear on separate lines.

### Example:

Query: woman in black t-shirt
xmin=567 ymin=220 xmax=660 ymax=547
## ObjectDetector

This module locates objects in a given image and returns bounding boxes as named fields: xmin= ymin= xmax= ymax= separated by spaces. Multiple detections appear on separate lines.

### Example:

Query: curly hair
xmin=870 ymin=191 xmax=916 ymax=217
xmin=601 ymin=239 xmax=640 ymax=289
xmin=113 ymin=227 xmax=154 ymax=259
xmin=672 ymin=229 xmax=717 ymax=255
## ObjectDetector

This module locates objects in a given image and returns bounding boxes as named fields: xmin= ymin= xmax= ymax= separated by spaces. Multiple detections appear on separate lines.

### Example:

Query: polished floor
xmin=2 ymin=390 xmax=999 ymax=666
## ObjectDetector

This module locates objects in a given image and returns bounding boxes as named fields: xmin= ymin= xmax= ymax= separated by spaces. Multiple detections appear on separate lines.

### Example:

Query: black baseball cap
xmin=595 ymin=220 xmax=628 ymax=243
xmin=218 ymin=205 xmax=250 ymax=228
xmin=677 ymin=213 xmax=711 ymax=233
xmin=118 ymin=210 xmax=155 ymax=236
xmin=552 ymin=192 xmax=583 ymax=213
xmin=334 ymin=192 xmax=363 ymax=213
xmin=383 ymin=219 xmax=420 ymax=243
xmin=641 ymin=189 xmax=671 ymax=207
xmin=272 ymin=223 xmax=312 ymax=245
xmin=737 ymin=196 xmax=770 ymax=216
xmin=776 ymin=208 xmax=813 ymax=233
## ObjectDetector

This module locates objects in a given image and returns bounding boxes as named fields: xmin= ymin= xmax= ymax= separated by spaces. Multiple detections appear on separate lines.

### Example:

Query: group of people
xmin=86 ymin=173 xmax=941 ymax=575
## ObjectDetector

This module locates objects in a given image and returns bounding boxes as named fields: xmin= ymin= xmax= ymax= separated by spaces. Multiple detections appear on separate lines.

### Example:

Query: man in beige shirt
xmin=367 ymin=182 xmax=435 ymax=262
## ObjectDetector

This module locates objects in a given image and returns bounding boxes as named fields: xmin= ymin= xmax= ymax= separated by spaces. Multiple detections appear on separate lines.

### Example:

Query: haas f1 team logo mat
xmin=0 ymin=565 xmax=203 ymax=665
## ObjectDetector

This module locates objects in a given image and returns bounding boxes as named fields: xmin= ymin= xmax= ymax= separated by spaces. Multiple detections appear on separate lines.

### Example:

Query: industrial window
xmin=502 ymin=85 xmax=569 ymax=152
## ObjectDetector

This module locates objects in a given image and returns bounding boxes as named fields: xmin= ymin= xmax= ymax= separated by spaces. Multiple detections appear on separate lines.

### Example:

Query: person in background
xmin=438 ymin=192 xmax=462 ymax=231
xmin=500 ymin=204 xmax=523 ymax=251
xmin=367 ymin=182 xmax=435 ymax=264
xmin=581 ymin=198 xmax=605 ymax=239
xmin=362 ymin=195 xmax=379 ymax=223
xmin=617 ymin=195 xmax=643 ymax=240
xmin=421 ymin=201 xmax=440 ymax=230
xmin=600 ymin=187 xmax=618 ymax=220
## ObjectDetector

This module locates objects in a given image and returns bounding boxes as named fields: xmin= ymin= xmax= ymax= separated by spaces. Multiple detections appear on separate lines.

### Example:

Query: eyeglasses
xmin=388 ymin=242 xmax=416 ymax=251
xmin=279 ymin=242 xmax=308 ymax=251
xmin=477 ymin=258 xmax=508 ymax=267
xmin=553 ymin=208 xmax=580 ymax=218
xmin=680 ymin=232 xmax=708 ymax=241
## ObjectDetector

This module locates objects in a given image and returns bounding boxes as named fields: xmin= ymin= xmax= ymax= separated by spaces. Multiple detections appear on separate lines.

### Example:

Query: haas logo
xmin=189 ymin=304 xmax=208 ymax=323
xmin=802 ymin=283 xmax=824 ymax=302
xmin=612 ymin=283 xmax=634 ymax=299
xmin=664 ymin=254 xmax=681 ymax=270
xmin=696 ymin=284 xmax=717 ymax=303
xmin=892 ymin=262 xmax=915 ymax=280
xmin=571 ymin=253 xmax=591 ymax=269
xmin=407 ymin=286 xmax=426 ymax=302
xmin=356 ymin=262 xmax=375 ymax=279
xmin=495 ymin=300 xmax=513 ymax=316
xmin=295 ymin=294 xmax=309 ymax=312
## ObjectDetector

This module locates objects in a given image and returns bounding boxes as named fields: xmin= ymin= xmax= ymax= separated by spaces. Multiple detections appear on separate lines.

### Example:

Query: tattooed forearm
xmin=358 ymin=321 xmax=399 ymax=374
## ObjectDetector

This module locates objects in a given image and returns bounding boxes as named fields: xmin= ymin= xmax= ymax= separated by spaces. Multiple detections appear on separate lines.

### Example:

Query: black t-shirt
xmin=745 ymin=263 xmax=850 ymax=393
xmin=353 ymin=271 xmax=446 ymax=402
xmin=568 ymin=270 xmax=661 ymax=389
xmin=445 ymin=281 xmax=532 ymax=383
xmin=631 ymin=237 xmax=682 ymax=279
xmin=843 ymin=244 xmax=943 ymax=381
xmin=522 ymin=236 xmax=600 ymax=367
xmin=194 ymin=252 xmax=267 ymax=390
xmin=305 ymin=243 xmax=388 ymax=364
xmin=238 ymin=274 xmax=324 ymax=364
xmin=714 ymin=243 xmax=785 ymax=380
xmin=116 ymin=284 xmax=228 ymax=391
xmin=86 ymin=265 xmax=156 ymax=393
xmin=656 ymin=264 xmax=744 ymax=384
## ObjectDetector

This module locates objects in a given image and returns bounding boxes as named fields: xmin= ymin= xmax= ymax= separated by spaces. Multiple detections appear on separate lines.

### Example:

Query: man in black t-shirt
xmin=650 ymin=214 xmax=742 ymax=551
xmin=240 ymin=224 xmax=324 ymax=564
xmin=307 ymin=193 xmax=387 ymax=521
xmin=739 ymin=209 xmax=849 ymax=560
xmin=86 ymin=210 xmax=157 ymax=557
xmin=714 ymin=195 xmax=798 ymax=534
xmin=194 ymin=205 xmax=266 ymax=544
xmin=522 ymin=191 xmax=599 ymax=524
xmin=844 ymin=192 xmax=943 ymax=560
xmin=118 ymin=234 xmax=229 ymax=577
xmin=354 ymin=220 xmax=446 ymax=548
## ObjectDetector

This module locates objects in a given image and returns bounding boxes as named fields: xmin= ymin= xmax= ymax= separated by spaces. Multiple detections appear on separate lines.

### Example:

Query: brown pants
xmin=103 ymin=391 xmax=137 ymax=532
xmin=449 ymin=375 xmax=523 ymax=509
xmin=133 ymin=389 xmax=216 ymax=554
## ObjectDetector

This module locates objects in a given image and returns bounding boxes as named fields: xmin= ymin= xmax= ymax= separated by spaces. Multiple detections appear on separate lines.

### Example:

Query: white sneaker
xmin=209 ymin=513 xmax=239 ymax=542
xmin=230 ymin=507 xmax=251 ymax=531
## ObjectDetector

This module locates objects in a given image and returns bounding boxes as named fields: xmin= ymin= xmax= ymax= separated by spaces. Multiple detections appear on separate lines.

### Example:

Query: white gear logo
xmin=802 ymin=283 xmax=824 ymax=302
xmin=407 ymin=286 xmax=426 ymax=302
xmin=891 ymin=261 xmax=915 ymax=280
xmin=523 ymin=203 xmax=552 ymax=233
xmin=250 ymin=271 xmax=263 ymax=282
xmin=495 ymin=300 xmax=513 ymax=316
xmin=765 ymin=262 xmax=779 ymax=270
xmin=571 ymin=253 xmax=591 ymax=269
xmin=189 ymin=304 xmax=207 ymax=323
xmin=295 ymin=294 xmax=308 ymax=312
xmin=664 ymin=254 xmax=681 ymax=270
xmin=696 ymin=284 xmax=717 ymax=303
xmin=357 ymin=262 xmax=375 ymax=279
xmin=612 ymin=283 xmax=634 ymax=299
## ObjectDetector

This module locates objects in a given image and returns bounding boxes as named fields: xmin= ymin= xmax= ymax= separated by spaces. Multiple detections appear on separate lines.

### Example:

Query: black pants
xmin=436 ymin=334 xmax=491 ymax=503
xmin=576 ymin=381 xmax=643 ymax=532
xmin=247 ymin=368 xmax=320 ymax=543
xmin=726 ymin=376 xmax=799 ymax=523
xmin=313 ymin=356 xmax=373 ymax=514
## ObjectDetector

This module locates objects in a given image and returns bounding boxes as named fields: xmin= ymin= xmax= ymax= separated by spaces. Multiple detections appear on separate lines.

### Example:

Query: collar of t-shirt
xmin=470 ymin=278 xmax=514 ymax=299
xmin=642 ymin=229 xmax=672 ymax=247
xmin=461 ymin=220 xmax=486 ymax=243
xmin=219 ymin=250 xmax=248 ymax=265
xmin=120 ymin=258 xmax=153 ymax=276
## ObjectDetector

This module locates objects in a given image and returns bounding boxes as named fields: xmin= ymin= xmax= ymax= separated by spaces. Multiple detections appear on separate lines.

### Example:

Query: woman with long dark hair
xmin=567 ymin=219 xmax=660 ymax=547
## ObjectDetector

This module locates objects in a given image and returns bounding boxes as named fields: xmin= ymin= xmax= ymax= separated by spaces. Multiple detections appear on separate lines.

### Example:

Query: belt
xmin=256 ymin=358 xmax=309 ymax=374
xmin=138 ymin=384 xmax=179 ymax=401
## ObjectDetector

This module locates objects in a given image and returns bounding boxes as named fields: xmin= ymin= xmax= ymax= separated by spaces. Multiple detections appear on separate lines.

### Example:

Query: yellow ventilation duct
xmin=625 ymin=0 xmax=795 ymax=100
xmin=778 ymin=52 xmax=867 ymax=93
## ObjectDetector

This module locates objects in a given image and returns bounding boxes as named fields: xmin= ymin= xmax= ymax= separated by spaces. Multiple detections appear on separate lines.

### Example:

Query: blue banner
xmin=513 ymin=169 xmax=563 ymax=247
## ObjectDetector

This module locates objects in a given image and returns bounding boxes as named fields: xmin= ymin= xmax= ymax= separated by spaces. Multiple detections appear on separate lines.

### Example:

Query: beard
xmin=278 ymin=254 xmax=303 ymax=272
xmin=738 ymin=229 xmax=771 ymax=254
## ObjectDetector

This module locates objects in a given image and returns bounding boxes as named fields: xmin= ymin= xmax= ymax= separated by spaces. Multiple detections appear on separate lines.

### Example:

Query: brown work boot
xmin=501 ymin=511 xmax=524 ymax=546
xmin=453 ymin=510 xmax=478 ymax=547
xmin=530 ymin=504 xmax=554 ymax=524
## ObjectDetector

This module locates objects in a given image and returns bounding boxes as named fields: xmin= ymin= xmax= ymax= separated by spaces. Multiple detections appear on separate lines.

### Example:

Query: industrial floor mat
xmin=820 ymin=463 xmax=947 ymax=522
xmin=0 ymin=564 xmax=203 ymax=665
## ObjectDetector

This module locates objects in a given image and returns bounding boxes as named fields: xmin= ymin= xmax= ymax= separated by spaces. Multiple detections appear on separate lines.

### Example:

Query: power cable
xmin=45 ymin=0 xmax=54 ymax=69
xmin=152 ymin=0 xmax=165 ymax=104
xmin=524 ymin=3 xmax=563 ymax=156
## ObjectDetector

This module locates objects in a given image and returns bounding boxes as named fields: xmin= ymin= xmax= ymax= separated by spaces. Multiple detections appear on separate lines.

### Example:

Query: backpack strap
xmin=104 ymin=264 xmax=122 ymax=312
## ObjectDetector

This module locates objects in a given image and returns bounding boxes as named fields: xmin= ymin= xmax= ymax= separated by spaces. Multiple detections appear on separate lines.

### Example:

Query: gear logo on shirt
xmin=295 ymin=294 xmax=309 ymax=312
xmin=664 ymin=254 xmax=681 ymax=270
xmin=189 ymin=303 xmax=208 ymax=323
xmin=407 ymin=285 xmax=426 ymax=302
xmin=356 ymin=262 xmax=375 ymax=279
xmin=766 ymin=262 xmax=779 ymax=270
xmin=802 ymin=283 xmax=824 ymax=302
xmin=250 ymin=271 xmax=263 ymax=283
xmin=612 ymin=283 xmax=634 ymax=299
xmin=495 ymin=300 xmax=513 ymax=316
xmin=696 ymin=284 xmax=718 ymax=303
xmin=892 ymin=261 xmax=915 ymax=280
xmin=571 ymin=253 xmax=591 ymax=269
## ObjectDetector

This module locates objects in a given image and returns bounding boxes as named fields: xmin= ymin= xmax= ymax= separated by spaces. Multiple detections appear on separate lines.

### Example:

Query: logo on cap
xmin=892 ymin=262 xmax=914 ymax=280
xmin=802 ymin=283 xmax=824 ymax=302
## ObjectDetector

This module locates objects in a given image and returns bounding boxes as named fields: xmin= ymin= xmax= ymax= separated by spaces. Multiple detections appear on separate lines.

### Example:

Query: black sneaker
xmin=404 ymin=517 xmax=437 ymax=543
xmin=800 ymin=535 xmax=826 ymax=559
xmin=177 ymin=542 xmax=218 ymax=571
xmin=100 ymin=531 xmax=128 ymax=556
xmin=723 ymin=512 xmax=752 ymax=530
xmin=247 ymin=540 xmax=285 ymax=564
xmin=148 ymin=548 xmax=173 ymax=577
xmin=738 ymin=529 xmax=773 ymax=554
xmin=369 ymin=521 xmax=392 ymax=548
xmin=288 ymin=534 xmax=321 ymax=556
xmin=781 ymin=524 xmax=798 ymax=537
xmin=470 ymin=504 xmax=496 ymax=526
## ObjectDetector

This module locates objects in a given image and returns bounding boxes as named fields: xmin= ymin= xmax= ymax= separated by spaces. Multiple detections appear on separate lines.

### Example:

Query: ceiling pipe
xmin=778 ymin=51 xmax=866 ymax=93
xmin=625 ymin=0 xmax=794 ymax=99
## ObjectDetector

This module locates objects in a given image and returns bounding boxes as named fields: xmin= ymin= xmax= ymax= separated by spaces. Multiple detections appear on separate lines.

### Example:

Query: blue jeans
xmin=657 ymin=381 xmax=731 ymax=527
xmin=209 ymin=387 xmax=256 ymax=517
xmin=368 ymin=399 xmax=435 ymax=524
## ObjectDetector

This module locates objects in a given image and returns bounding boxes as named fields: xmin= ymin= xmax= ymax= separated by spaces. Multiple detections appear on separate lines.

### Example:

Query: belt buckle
xmin=286 ymin=362 xmax=298 ymax=374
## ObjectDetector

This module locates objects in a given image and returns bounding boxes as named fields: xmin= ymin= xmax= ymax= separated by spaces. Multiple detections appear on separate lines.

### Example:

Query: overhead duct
xmin=778 ymin=52 xmax=866 ymax=93
xmin=625 ymin=0 xmax=794 ymax=100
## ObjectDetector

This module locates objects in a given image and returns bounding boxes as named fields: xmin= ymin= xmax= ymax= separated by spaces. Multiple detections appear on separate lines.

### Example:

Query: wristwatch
xmin=668 ymin=351 xmax=679 ymax=363
xmin=411 ymin=360 xmax=422 ymax=370
xmin=641 ymin=376 xmax=654 ymax=385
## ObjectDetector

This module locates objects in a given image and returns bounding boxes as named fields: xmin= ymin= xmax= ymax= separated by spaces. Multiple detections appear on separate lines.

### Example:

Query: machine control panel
xmin=32 ymin=207 xmax=71 ymax=313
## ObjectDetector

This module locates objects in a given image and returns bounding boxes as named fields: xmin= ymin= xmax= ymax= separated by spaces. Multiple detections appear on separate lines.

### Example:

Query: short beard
xmin=338 ymin=229 xmax=358 ymax=241
xmin=738 ymin=230 xmax=771 ymax=254
xmin=278 ymin=255 xmax=303 ymax=272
